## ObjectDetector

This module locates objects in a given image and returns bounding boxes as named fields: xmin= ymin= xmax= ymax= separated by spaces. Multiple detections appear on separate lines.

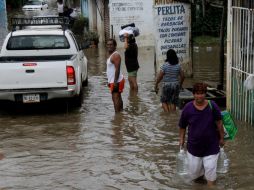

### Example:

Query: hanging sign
xmin=153 ymin=2 xmax=191 ymax=75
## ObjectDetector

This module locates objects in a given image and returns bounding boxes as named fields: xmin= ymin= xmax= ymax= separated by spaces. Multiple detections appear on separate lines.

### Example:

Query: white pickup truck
xmin=0 ymin=17 xmax=88 ymax=105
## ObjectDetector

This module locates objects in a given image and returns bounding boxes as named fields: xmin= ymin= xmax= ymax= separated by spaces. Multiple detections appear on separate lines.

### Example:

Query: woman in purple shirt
xmin=179 ymin=83 xmax=225 ymax=187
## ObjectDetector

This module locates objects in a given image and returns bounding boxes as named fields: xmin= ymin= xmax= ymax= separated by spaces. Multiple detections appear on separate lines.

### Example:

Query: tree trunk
xmin=202 ymin=0 xmax=206 ymax=18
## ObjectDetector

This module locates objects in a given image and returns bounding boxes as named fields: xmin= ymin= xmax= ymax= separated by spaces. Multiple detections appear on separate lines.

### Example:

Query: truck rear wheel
xmin=82 ymin=76 xmax=88 ymax=87
xmin=72 ymin=94 xmax=82 ymax=107
xmin=70 ymin=80 xmax=83 ymax=107
xmin=71 ymin=87 xmax=84 ymax=107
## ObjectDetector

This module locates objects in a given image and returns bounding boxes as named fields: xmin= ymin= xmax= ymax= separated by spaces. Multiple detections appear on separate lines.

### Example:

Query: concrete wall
xmin=109 ymin=0 xmax=154 ymax=48
xmin=96 ymin=0 xmax=105 ymax=45
xmin=89 ymin=0 xmax=97 ymax=31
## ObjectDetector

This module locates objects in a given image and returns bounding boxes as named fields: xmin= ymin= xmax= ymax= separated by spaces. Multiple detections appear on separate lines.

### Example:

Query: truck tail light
xmin=66 ymin=66 xmax=76 ymax=85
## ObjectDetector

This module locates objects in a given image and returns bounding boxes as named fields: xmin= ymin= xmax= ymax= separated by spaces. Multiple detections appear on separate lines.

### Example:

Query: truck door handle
xmin=26 ymin=69 xmax=35 ymax=73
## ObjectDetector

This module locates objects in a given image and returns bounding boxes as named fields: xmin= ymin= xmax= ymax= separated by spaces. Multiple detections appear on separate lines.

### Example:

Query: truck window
xmin=6 ymin=35 xmax=70 ymax=50
xmin=69 ymin=32 xmax=79 ymax=51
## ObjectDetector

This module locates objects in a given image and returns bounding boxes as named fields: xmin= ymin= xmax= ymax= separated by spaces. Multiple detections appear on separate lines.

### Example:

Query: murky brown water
xmin=0 ymin=44 xmax=253 ymax=190
xmin=1 ymin=2 xmax=254 ymax=189
xmin=192 ymin=45 xmax=226 ymax=87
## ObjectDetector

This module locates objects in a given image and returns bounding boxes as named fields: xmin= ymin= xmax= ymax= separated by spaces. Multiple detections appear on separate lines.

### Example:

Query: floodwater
xmin=1 ymin=2 xmax=254 ymax=190
xmin=0 ymin=44 xmax=253 ymax=190
xmin=192 ymin=45 xmax=226 ymax=87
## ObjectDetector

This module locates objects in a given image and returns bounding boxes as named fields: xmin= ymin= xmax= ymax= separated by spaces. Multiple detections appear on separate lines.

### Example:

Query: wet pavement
xmin=1 ymin=1 xmax=254 ymax=190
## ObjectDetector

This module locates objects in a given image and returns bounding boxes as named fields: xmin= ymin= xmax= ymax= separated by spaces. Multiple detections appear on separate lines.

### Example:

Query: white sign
xmin=154 ymin=3 xmax=191 ymax=75
xmin=109 ymin=0 xmax=154 ymax=47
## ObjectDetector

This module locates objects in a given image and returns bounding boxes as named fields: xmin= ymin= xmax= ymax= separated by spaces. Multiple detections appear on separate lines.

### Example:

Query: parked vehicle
xmin=22 ymin=0 xmax=48 ymax=11
xmin=0 ymin=17 xmax=89 ymax=106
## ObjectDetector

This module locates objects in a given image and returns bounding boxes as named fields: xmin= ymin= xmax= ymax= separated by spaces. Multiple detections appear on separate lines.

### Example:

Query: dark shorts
xmin=160 ymin=81 xmax=180 ymax=105
xmin=128 ymin=70 xmax=138 ymax=77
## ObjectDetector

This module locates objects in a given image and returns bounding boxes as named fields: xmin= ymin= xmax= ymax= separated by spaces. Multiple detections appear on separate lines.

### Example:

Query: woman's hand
xmin=179 ymin=139 xmax=185 ymax=148
xmin=219 ymin=138 xmax=225 ymax=147
xmin=124 ymin=33 xmax=129 ymax=38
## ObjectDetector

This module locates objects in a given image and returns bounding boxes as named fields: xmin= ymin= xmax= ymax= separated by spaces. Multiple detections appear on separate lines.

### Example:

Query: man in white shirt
xmin=106 ymin=39 xmax=125 ymax=112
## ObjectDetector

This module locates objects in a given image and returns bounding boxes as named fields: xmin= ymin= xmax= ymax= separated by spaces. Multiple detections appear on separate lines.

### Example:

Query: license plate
xmin=23 ymin=94 xmax=40 ymax=103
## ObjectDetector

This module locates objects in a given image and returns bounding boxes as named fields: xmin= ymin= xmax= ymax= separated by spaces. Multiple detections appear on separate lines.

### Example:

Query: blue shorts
xmin=160 ymin=81 xmax=180 ymax=105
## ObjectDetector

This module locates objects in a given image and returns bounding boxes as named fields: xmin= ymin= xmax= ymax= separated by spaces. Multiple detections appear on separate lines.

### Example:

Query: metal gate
xmin=227 ymin=0 xmax=254 ymax=125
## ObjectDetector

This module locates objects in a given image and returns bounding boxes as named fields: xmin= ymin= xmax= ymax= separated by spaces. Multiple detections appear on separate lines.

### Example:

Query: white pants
xmin=187 ymin=151 xmax=219 ymax=182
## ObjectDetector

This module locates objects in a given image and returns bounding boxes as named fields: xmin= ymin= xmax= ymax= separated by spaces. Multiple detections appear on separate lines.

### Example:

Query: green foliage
xmin=84 ymin=31 xmax=99 ymax=44
xmin=192 ymin=1 xmax=224 ymax=37
xmin=71 ymin=16 xmax=88 ymax=36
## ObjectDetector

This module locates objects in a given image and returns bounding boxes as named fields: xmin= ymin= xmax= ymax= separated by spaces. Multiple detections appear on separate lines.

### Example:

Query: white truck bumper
xmin=0 ymin=87 xmax=78 ymax=102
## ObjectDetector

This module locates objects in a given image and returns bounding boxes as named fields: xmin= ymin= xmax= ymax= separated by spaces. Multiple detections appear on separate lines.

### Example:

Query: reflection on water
xmin=0 ymin=45 xmax=252 ymax=189
xmin=193 ymin=45 xmax=220 ymax=83
xmin=192 ymin=45 xmax=226 ymax=88
xmin=0 ymin=9 xmax=253 ymax=188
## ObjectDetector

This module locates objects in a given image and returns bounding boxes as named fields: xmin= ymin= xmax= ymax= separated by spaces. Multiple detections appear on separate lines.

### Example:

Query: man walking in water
xmin=106 ymin=39 xmax=125 ymax=112
xmin=123 ymin=33 xmax=139 ymax=92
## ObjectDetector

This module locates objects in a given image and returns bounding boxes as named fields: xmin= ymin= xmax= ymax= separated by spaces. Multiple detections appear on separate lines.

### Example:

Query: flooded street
xmin=1 ymin=2 xmax=254 ymax=189
xmin=0 ymin=45 xmax=253 ymax=190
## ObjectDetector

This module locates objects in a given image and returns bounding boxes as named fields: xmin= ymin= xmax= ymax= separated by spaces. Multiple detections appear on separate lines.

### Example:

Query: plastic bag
xmin=70 ymin=9 xmax=78 ymax=18
xmin=244 ymin=74 xmax=254 ymax=90
xmin=208 ymin=101 xmax=238 ymax=140
xmin=119 ymin=25 xmax=140 ymax=42
xmin=221 ymin=110 xmax=238 ymax=140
